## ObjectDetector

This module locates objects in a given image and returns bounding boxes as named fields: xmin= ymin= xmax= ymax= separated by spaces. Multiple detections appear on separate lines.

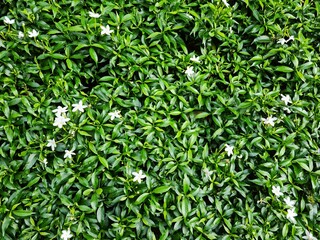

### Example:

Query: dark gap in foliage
xmin=177 ymin=26 xmax=202 ymax=55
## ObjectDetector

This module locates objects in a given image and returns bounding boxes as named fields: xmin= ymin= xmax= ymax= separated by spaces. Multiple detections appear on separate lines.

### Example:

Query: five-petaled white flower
xmin=132 ymin=170 xmax=146 ymax=183
xmin=190 ymin=56 xmax=200 ymax=63
xmin=286 ymin=208 xmax=297 ymax=223
xmin=61 ymin=229 xmax=72 ymax=240
xmin=4 ymin=16 xmax=15 ymax=24
xmin=89 ymin=11 xmax=101 ymax=18
xmin=262 ymin=116 xmax=277 ymax=126
xmin=28 ymin=29 xmax=39 ymax=38
xmin=109 ymin=110 xmax=121 ymax=120
xmin=53 ymin=106 xmax=68 ymax=117
xmin=277 ymin=38 xmax=286 ymax=45
xmin=72 ymin=100 xmax=87 ymax=112
xmin=185 ymin=66 xmax=195 ymax=78
xmin=47 ymin=139 xmax=57 ymax=151
xmin=225 ymin=144 xmax=234 ymax=157
xmin=281 ymin=94 xmax=292 ymax=106
xmin=101 ymin=25 xmax=114 ymax=35
xmin=18 ymin=31 xmax=24 ymax=39
xmin=53 ymin=115 xmax=70 ymax=128
xmin=302 ymin=230 xmax=317 ymax=240
xmin=203 ymin=168 xmax=213 ymax=179
xmin=64 ymin=150 xmax=75 ymax=159
xmin=222 ymin=0 xmax=230 ymax=7
xmin=272 ymin=185 xmax=283 ymax=197
xmin=284 ymin=196 xmax=296 ymax=208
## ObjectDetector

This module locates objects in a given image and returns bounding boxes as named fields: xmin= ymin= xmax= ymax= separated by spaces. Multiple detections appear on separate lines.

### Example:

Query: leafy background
xmin=0 ymin=0 xmax=320 ymax=239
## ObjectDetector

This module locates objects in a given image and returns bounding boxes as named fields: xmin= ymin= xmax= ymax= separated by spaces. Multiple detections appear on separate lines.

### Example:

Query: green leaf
xmin=153 ymin=186 xmax=171 ymax=194
xmin=183 ymin=174 xmax=190 ymax=194
xmin=253 ymin=35 xmax=270 ymax=43
xmin=135 ymin=193 xmax=150 ymax=205
xmin=25 ymin=153 xmax=38 ymax=170
xmin=275 ymin=66 xmax=294 ymax=72
xmin=2 ymin=215 xmax=11 ymax=236
xmin=89 ymin=48 xmax=98 ymax=64
xmin=195 ymin=112 xmax=210 ymax=119
xmin=12 ymin=210 xmax=34 ymax=217
xmin=98 ymin=156 xmax=109 ymax=168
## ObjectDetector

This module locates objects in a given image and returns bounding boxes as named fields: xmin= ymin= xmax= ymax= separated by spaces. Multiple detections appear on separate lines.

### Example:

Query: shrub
xmin=0 ymin=0 xmax=319 ymax=239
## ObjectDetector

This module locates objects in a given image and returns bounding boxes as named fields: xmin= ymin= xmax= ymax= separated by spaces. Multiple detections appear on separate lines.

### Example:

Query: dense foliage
xmin=1 ymin=0 xmax=320 ymax=239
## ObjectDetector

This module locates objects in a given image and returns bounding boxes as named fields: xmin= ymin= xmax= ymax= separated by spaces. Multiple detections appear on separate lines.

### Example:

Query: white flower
xmin=225 ymin=144 xmax=234 ymax=157
xmin=47 ymin=139 xmax=57 ymax=151
xmin=190 ymin=56 xmax=200 ymax=63
xmin=89 ymin=11 xmax=101 ymax=18
xmin=28 ymin=29 xmax=39 ymax=38
xmin=262 ymin=116 xmax=277 ymax=126
xmin=72 ymin=100 xmax=87 ymax=112
xmin=61 ymin=229 xmax=72 ymax=240
xmin=203 ymin=168 xmax=213 ymax=179
xmin=287 ymin=36 xmax=294 ymax=42
xmin=272 ymin=185 xmax=283 ymax=197
xmin=185 ymin=66 xmax=195 ymax=78
xmin=109 ymin=110 xmax=121 ymax=120
xmin=43 ymin=158 xmax=48 ymax=165
xmin=277 ymin=38 xmax=286 ymax=45
xmin=18 ymin=31 xmax=24 ymax=39
xmin=286 ymin=208 xmax=297 ymax=223
xmin=53 ymin=115 xmax=70 ymax=128
xmin=64 ymin=150 xmax=75 ymax=159
xmin=284 ymin=196 xmax=296 ymax=208
xmin=281 ymin=94 xmax=292 ymax=105
xmin=302 ymin=230 xmax=317 ymax=240
xmin=53 ymin=106 xmax=68 ymax=116
xmin=101 ymin=25 xmax=114 ymax=35
xmin=222 ymin=0 xmax=230 ymax=7
xmin=283 ymin=107 xmax=291 ymax=114
xmin=4 ymin=16 xmax=15 ymax=24
xmin=132 ymin=170 xmax=146 ymax=183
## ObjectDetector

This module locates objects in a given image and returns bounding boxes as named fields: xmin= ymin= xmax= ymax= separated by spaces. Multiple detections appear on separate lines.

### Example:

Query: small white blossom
xmin=109 ymin=110 xmax=121 ymax=120
xmin=284 ymin=196 xmax=296 ymax=208
xmin=43 ymin=158 xmax=48 ymax=165
xmin=185 ymin=66 xmax=195 ymax=78
xmin=302 ymin=230 xmax=317 ymax=240
xmin=132 ymin=170 xmax=146 ymax=183
xmin=287 ymin=36 xmax=294 ymax=42
xmin=190 ymin=56 xmax=200 ymax=63
xmin=61 ymin=229 xmax=72 ymax=240
xmin=18 ymin=31 xmax=24 ymax=39
xmin=72 ymin=100 xmax=87 ymax=112
xmin=222 ymin=0 xmax=230 ymax=7
xmin=53 ymin=106 xmax=68 ymax=117
xmin=283 ymin=107 xmax=291 ymax=114
xmin=28 ymin=29 xmax=39 ymax=38
xmin=277 ymin=38 xmax=286 ymax=45
xmin=101 ymin=25 xmax=114 ymax=35
xmin=281 ymin=94 xmax=292 ymax=105
xmin=53 ymin=115 xmax=70 ymax=128
xmin=47 ymin=139 xmax=57 ymax=151
xmin=262 ymin=116 xmax=277 ymax=126
xmin=203 ymin=168 xmax=213 ymax=179
xmin=225 ymin=144 xmax=234 ymax=157
xmin=64 ymin=150 xmax=75 ymax=159
xmin=286 ymin=208 xmax=297 ymax=223
xmin=272 ymin=185 xmax=283 ymax=197
xmin=89 ymin=11 xmax=101 ymax=18
xmin=4 ymin=16 xmax=15 ymax=25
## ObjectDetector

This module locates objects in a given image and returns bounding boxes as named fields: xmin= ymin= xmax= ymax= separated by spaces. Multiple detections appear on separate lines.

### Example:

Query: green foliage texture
xmin=0 ymin=0 xmax=320 ymax=239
